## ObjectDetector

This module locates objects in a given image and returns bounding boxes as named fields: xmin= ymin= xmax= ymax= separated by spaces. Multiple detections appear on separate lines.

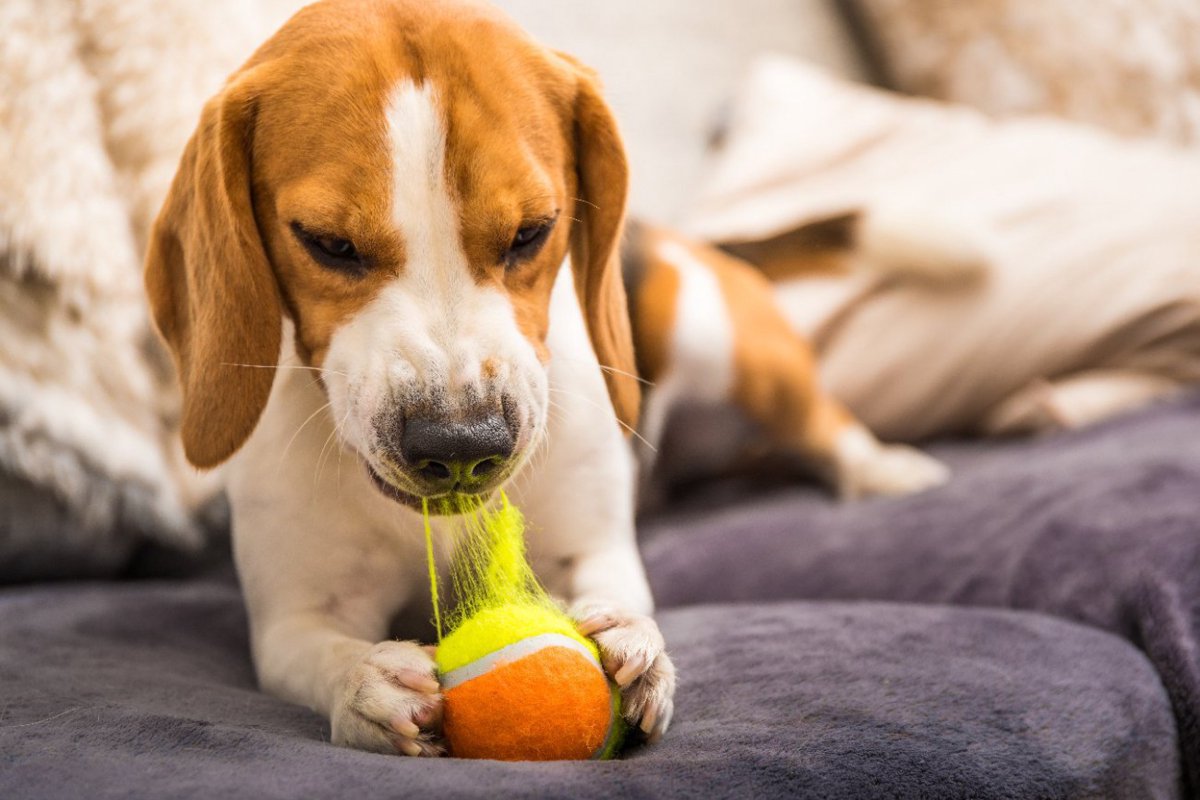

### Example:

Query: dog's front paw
xmin=574 ymin=605 xmax=676 ymax=745
xmin=331 ymin=640 xmax=443 ymax=757
xmin=837 ymin=439 xmax=949 ymax=500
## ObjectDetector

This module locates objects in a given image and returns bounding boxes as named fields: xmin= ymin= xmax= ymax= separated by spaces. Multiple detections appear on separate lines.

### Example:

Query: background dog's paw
xmin=331 ymin=640 xmax=443 ymax=757
xmin=575 ymin=605 xmax=676 ymax=744
xmin=838 ymin=441 xmax=949 ymax=500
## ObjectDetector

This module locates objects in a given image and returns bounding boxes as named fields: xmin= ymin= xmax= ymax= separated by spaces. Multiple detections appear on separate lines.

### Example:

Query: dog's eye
xmin=512 ymin=225 xmax=545 ymax=249
xmin=291 ymin=222 xmax=366 ymax=274
xmin=316 ymin=236 xmax=357 ymax=260
xmin=505 ymin=217 xmax=556 ymax=266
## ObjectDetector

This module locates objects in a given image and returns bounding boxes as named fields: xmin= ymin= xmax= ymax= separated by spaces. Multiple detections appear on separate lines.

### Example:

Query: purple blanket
xmin=4 ymin=396 xmax=1200 ymax=797
xmin=645 ymin=392 xmax=1200 ymax=791
xmin=0 ymin=578 xmax=1177 ymax=798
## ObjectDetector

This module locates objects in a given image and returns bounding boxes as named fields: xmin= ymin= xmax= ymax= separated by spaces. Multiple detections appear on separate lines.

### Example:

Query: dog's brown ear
xmin=564 ymin=61 xmax=640 ymax=432
xmin=145 ymin=72 xmax=281 ymax=468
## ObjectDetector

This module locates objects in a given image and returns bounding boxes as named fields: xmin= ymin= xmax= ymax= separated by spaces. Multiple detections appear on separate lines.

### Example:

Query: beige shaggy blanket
xmin=0 ymin=0 xmax=301 ymax=578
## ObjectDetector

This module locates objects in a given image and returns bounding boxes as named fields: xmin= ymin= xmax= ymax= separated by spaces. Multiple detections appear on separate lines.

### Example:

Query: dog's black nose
xmin=400 ymin=414 xmax=515 ymax=493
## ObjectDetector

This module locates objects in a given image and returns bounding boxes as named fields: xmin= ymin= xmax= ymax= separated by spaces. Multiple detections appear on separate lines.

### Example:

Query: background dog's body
xmin=622 ymin=217 xmax=964 ymax=505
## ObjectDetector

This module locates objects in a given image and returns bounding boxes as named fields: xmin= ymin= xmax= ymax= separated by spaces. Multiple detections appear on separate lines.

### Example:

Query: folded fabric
xmin=0 ymin=576 xmax=1178 ymax=798
xmin=643 ymin=392 xmax=1200 ymax=791
xmin=687 ymin=57 xmax=1200 ymax=441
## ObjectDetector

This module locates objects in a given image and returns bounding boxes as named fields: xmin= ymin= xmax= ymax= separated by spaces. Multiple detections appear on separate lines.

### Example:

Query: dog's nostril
xmin=469 ymin=458 xmax=501 ymax=479
xmin=419 ymin=461 xmax=452 ymax=481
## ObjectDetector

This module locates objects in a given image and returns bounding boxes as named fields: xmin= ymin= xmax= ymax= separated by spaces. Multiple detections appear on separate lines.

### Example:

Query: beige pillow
xmin=688 ymin=56 xmax=1200 ymax=441
xmin=490 ymin=0 xmax=867 ymax=221
xmin=854 ymin=0 xmax=1200 ymax=145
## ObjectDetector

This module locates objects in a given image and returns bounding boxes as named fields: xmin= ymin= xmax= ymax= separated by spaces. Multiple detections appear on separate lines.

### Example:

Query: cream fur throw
xmin=855 ymin=0 xmax=1200 ymax=145
xmin=0 ymin=0 xmax=299 ymax=578
xmin=688 ymin=57 xmax=1200 ymax=441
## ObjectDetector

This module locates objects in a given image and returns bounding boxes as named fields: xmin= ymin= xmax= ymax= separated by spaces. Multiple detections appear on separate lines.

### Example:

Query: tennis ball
xmin=436 ymin=604 xmax=625 ymax=761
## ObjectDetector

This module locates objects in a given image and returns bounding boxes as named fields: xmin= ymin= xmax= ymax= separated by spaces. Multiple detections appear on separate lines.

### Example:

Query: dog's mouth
xmin=365 ymin=463 xmax=495 ymax=515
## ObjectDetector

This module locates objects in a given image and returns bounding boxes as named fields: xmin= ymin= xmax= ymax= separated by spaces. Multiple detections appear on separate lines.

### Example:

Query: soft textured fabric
xmin=687 ymin=57 xmax=1200 ymax=442
xmin=643 ymin=392 xmax=1200 ymax=791
xmin=0 ymin=0 xmax=295 ymax=579
xmin=0 ymin=576 xmax=1179 ymax=799
xmin=854 ymin=0 xmax=1200 ymax=145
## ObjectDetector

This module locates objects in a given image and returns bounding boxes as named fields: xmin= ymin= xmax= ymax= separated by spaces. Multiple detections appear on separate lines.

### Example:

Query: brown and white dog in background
xmin=145 ymin=0 xmax=964 ymax=756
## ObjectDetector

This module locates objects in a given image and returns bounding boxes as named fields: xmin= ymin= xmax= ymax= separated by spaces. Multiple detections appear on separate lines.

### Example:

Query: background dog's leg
xmin=799 ymin=395 xmax=950 ymax=500
xmin=982 ymin=370 xmax=1183 ymax=435
xmin=735 ymin=355 xmax=949 ymax=500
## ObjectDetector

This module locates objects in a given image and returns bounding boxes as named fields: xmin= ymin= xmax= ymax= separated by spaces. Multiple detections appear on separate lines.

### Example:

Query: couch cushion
xmin=0 ymin=576 xmax=1178 ymax=799
xmin=644 ymin=392 xmax=1200 ymax=793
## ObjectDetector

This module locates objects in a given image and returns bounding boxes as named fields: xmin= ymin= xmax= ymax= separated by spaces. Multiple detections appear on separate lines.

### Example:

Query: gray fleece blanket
xmin=5 ymin=396 xmax=1200 ymax=798
xmin=643 ymin=392 xmax=1200 ymax=792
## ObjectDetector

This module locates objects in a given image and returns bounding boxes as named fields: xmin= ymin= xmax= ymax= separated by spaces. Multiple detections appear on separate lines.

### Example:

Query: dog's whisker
xmin=315 ymin=406 xmax=352 ymax=487
xmin=328 ymin=407 xmax=354 ymax=478
xmin=528 ymin=408 xmax=555 ymax=470
xmin=547 ymin=387 xmax=656 ymax=452
xmin=552 ymin=356 xmax=654 ymax=386
xmin=336 ymin=426 xmax=347 ymax=494
xmin=595 ymin=364 xmax=652 ymax=386
xmin=523 ymin=193 xmax=599 ymax=212
xmin=281 ymin=401 xmax=333 ymax=465
xmin=222 ymin=362 xmax=350 ymax=379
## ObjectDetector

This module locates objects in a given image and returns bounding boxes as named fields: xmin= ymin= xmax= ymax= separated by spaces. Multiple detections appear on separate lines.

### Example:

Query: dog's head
xmin=145 ymin=0 xmax=638 ymax=509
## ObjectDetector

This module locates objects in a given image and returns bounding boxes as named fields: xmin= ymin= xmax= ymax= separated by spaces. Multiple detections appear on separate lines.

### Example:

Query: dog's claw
xmin=390 ymin=717 xmax=421 ymax=738
xmin=397 ymin=738 xmax=422 ymax=757
xmin=332 ymin=641 xmax=445 ymax=756
xmin=614 ymin=652 xmax=646 ymax=687
xmin=578 ymin=614 xmax=616 ymax=636
xmin=571 ymin=603 xmax=677 ymax=745
xmin=396 ymin=670 xmax=441 ymax=694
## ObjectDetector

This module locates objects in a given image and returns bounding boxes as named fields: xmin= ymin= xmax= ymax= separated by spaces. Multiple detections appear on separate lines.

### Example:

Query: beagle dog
xmin=145 ymin=0 xmax=948 ymax=756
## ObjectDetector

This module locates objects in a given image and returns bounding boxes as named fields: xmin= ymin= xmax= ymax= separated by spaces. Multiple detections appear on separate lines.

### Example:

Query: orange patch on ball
xmin=442 ymin=642 xmax=617 ymax=761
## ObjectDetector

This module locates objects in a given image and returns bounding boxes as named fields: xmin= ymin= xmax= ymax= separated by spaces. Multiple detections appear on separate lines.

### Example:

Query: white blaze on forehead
xmin=386 ymin=80 xmax=469 ymax=317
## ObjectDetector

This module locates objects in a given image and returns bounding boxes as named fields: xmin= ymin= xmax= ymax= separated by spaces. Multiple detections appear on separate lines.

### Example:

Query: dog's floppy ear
xmin=145 ymin=71 xmax=282 ymax=468
xmin=563 ymin=59 xmax=640 ymax=432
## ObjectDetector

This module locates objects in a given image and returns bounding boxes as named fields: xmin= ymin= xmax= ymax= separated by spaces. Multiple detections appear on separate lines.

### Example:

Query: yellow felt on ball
xmin=424 ymin=498 xmax=625 ymax=761
xmin=436 ymin=604 xmax=599 ymax=672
